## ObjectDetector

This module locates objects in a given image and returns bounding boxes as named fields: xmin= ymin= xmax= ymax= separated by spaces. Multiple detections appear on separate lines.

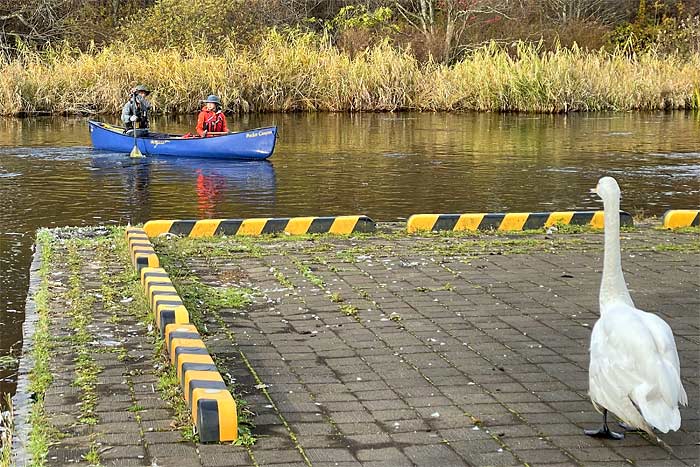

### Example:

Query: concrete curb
xmin=143 ymin=215 xmax=376 ymax=237
xmin=406 ymin=211 xmax=633 ymax=233
xmin=124 ymin=227 xmax=238 ymax=443
xmin=11 ymin=237 xmax=43 ymax=465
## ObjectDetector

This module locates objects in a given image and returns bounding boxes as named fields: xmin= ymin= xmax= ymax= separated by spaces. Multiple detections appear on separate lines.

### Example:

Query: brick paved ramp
xmin=176 ymin=229 xmax=698 ymax=467
xmin=31 ymin=228 xmax=698 ymax=467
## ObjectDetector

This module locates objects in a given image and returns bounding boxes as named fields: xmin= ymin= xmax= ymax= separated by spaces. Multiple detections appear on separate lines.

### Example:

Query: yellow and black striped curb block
xmin=192 ymin=388 xmax=238 ymax=443
xmin=140 ymin=267 xmax=191 ymax=336
xmin=130 ymin=253 xmax=237 ymax=442
xmin=125 ymin=227 xmax=159 ymax=272
xmin=662 ymin=210 xmax=699 ymax=229
xmin=184 ymin=369 xmax=226 ymax=405
xmin=173 ymin=342 xmax=215 ymax=383
xmin=406 ymin=211 xmax=633 ymax=233
xmin=163 ymin=328 xmax=239 ymax=444
xmin=143 ymin=215 xmax=376 ymax=237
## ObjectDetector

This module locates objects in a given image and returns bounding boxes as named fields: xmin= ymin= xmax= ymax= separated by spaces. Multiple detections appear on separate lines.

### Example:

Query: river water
xmin=1 ymin=111 xmax=699 ymax=394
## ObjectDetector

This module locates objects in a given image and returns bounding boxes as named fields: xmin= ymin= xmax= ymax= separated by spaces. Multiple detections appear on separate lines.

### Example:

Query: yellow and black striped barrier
xmin=159 ymin=324 xmax=238 ymax=443
xmin=126 ymin=233 xmax=238 ymax=443
xmin=140 ymin=268 xmax=190 ymax=336
xmin=662 ymin=210 xmax=699 ymax=229
xmin=125 ymin=227 xmax=159 ymax=272
xmin=406 ymin=211 xmax=633 ymax=233
xmin=143 ymin=215 xmax=375 ymax=237
xmin=184 ymin=369 xmax=227 ymax=405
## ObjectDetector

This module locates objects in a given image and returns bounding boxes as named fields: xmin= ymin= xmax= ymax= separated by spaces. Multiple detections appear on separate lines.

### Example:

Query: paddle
xmin=129 ymin=98 xmax=144 ymax=158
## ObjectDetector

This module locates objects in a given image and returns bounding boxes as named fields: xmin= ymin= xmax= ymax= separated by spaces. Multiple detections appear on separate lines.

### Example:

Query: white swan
xmin=585 ymin=176 xmax=688 ymax=439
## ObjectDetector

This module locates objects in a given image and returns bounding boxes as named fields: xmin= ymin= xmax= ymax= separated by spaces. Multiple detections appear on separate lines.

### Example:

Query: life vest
xmin=202 ymin=109 xmax=226 ymax=133
xmin=130 ymin=95 xmax=149 ymax=128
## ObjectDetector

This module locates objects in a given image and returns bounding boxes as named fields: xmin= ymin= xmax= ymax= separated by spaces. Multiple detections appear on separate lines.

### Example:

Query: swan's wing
xmin=588 ymin=310 xmax=653 ymax=433
xmin=638 ymin=310 xmax=688 ymax=406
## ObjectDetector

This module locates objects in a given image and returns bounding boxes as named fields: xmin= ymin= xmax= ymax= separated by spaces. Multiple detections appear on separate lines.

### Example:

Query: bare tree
xmin=395 ymin=0 xmax=510 ymax=62
xmin=0 ymin=0 xmax=154 ymax=55
xmin=542 ymin=0 xmax=636 ymax=25
xmin=1 ymin=0 xmax=73 ymax=53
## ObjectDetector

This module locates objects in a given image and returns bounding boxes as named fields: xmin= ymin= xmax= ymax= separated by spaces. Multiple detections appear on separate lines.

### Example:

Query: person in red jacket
xmin=196 ymin=95 xmax=229 ymax=137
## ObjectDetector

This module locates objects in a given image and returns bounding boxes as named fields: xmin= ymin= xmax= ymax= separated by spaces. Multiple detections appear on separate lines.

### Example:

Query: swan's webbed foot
xmin=584 ymin=409 xmax=624 ymax=440
xmin=584 ymin=425 xmax=624 ymax=440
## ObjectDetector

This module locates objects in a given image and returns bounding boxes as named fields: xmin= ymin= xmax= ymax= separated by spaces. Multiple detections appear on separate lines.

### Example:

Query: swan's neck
xmin=600 ymin=196 xmax=634 ymax=311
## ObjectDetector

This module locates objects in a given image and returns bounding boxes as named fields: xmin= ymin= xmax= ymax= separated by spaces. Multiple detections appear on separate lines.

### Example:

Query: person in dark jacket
xmin=121 ymin=84 xmax=152 ymax=135
xmin=196 ymin=94 xmax=228 ymax=137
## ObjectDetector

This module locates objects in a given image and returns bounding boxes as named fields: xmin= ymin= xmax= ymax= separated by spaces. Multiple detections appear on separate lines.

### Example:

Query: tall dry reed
xmin=1 ymin=33 xmax=698 ymax=116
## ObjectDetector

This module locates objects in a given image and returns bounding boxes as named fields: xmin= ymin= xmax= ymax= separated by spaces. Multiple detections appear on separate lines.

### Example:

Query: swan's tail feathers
xmin=632 ymin=386 xmax=682 ymax=433
xmin=679 ymin=384 xmax=688 ymax=406
xmin=638 ymin=397 xmax=681 ymax=433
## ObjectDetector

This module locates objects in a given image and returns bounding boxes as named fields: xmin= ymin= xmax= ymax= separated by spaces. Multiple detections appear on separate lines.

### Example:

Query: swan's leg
xmin=584 ymin=409 xmax=624 ymax=440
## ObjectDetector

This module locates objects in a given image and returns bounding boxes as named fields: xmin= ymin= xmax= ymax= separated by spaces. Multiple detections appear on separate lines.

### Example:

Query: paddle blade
xmin=130 ymin=144 xmax=144 ymax=158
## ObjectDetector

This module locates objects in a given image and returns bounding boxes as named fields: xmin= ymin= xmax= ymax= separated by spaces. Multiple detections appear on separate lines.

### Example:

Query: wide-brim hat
xmin=134 ymin=84 xmax=151 ymax=95
xmin=202 ymin=94 xmax=221 ymax=105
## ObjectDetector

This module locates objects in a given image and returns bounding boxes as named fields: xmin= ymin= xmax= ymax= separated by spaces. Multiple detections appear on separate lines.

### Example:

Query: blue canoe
xmin=88 ymin=120 xmax=277 ymax=160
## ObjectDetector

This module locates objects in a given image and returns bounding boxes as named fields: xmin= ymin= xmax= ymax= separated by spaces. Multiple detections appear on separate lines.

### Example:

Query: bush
xmin=120 ymin=0 xmax=243 ymax=50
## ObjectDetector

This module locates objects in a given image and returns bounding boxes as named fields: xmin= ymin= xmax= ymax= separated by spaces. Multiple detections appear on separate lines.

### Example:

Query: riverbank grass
xmin=1 ymin=34 xmax=698 ymax=116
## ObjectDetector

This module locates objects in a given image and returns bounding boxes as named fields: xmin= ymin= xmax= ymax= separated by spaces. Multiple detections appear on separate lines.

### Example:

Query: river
xmin=1 ymin=111 xmax=699 ymax=394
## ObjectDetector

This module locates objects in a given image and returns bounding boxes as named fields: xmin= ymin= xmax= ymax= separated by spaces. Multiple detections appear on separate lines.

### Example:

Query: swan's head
xmin=591 ymin=176 xmax=621 ymax=202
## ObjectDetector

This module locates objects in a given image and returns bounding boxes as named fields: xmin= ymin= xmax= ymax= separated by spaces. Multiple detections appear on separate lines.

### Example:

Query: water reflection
xmin=88 ymin=156 xmax=277 ymax=221
xmin=1 ymin=111 xmax=699 ymax=395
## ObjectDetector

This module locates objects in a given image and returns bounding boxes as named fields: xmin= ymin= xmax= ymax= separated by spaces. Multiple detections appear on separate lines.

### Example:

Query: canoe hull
xmin=88 ymin=121 xmax=277 ymax=160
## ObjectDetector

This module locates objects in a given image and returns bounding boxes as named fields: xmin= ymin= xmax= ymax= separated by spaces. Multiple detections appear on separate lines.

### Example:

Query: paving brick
xmin=355 ymin=447 xmax=411 ymax=463
xmin=148 ymin=443 xmax=199 ymax=459
xmin=305 ymin=448 xmax=357 ymax=463
xmin=198 ymin=445 xmax=252 ymax=466
xmin=252 ymin=449 xmax=306 ymax=465
xmin=101 ymin=445 xmax=148 ymax=460
xmin=403 ymin=444 xmax=466 ymax=465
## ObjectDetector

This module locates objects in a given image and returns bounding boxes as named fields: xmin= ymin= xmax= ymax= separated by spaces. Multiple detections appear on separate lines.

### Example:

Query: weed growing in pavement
xmin=340 ymin=304 xmax=358 ymax=317
xmin=358 ymin=290 xmax=371 ymax=300
xmin=271 ymin=268 xmax=294 ymax=289
xmin=178 ymin=278 xmax=254 ymax=334
xmin=329 ymin=292 xmax=344 ymax=303
xmin=27 ymin=230 xmax=61 ymax=466
xmin=1 ymin=394 xmax=13 ymax=467
xmin=82 ymin=442 xmax=101 ymax=466
xmin=291 ymin=258 xmax=325 ymax=287
xmin=127 ymin=404 xmax=145 ymax=413
xmin=65 ymin=240 xmax=102 ymax=426
xmin=662 ymin=225 xmax=700 ymax=235
xmin=155 ymin=364 xmax=197 ymax=442
xmin=650 ymin=241 xmax=700 ymax=253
